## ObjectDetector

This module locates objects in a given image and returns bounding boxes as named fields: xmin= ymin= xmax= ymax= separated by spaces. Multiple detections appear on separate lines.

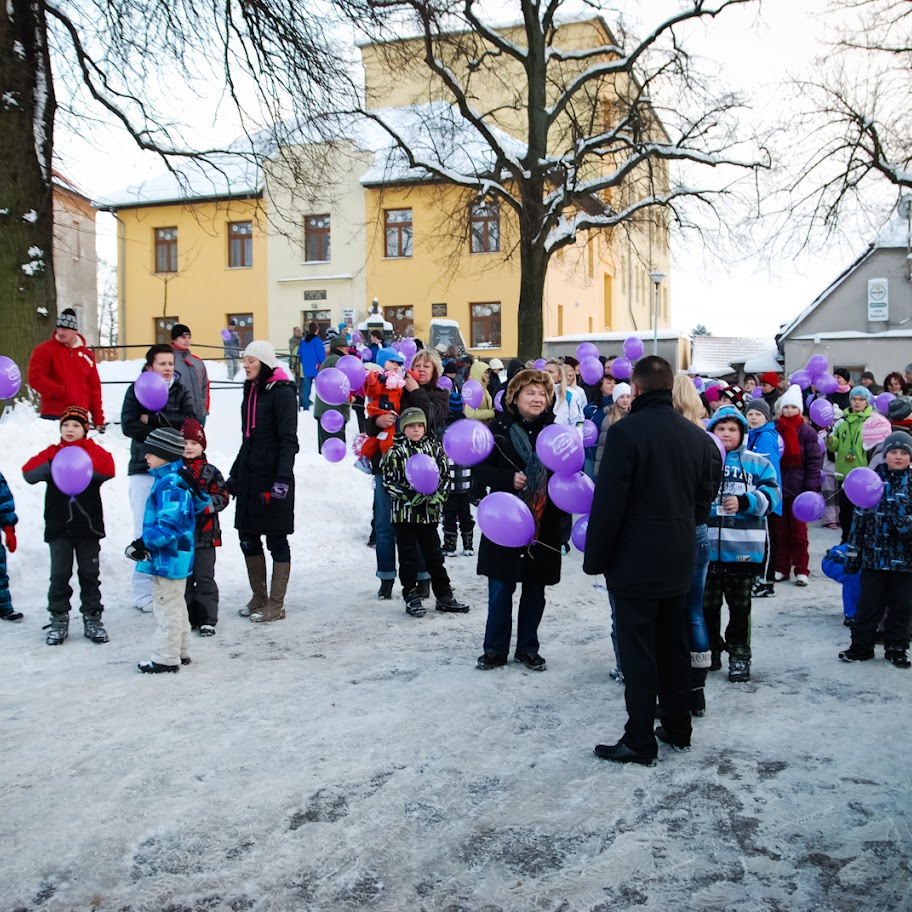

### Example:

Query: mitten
xmin=125 ymin=538 xmax=149 ymax=562
xmin=178 ymin=467 xmax=203 ymax=497
xmin=96 ymin=423 xmax=107 ymax=435
xmin=2 ymin=526 xmax=16 ymax=554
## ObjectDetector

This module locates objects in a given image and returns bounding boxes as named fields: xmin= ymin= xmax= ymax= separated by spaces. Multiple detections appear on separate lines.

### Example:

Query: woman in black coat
xmin=230 ymin=341 xmax=299 ymax=623
xmin=473 ymin=368 xmax=568 ymax=671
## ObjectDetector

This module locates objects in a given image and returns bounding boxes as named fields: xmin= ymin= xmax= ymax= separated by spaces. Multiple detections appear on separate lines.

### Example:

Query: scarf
xmin=509 ymin=419 xmax=549 ymax=539
xmin=778 ymin=413 xmax=804 ymax=467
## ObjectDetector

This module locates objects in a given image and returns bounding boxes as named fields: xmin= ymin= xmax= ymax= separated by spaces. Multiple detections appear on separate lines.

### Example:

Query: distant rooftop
xmin=691 ymin=335 xmax=777 ymax=371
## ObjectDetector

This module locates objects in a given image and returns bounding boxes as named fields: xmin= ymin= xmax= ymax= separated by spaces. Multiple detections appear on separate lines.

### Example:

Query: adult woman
xmin=545 ymin=360 xmax=586 ymax=427
xmin=314 ymin=335 xmax=351 ymax=453
xmin=463 ymin=360 xmax=496 ymax=423
xmin=883 ymin=372 xmax=905 ymax=396
xmin=230 ymin=341 xmax=299 ymax=622
xmin=473 ymin=369 xmax=568 ymax=671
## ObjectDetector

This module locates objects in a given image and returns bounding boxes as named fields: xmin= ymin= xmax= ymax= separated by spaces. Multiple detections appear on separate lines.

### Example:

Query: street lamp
xmin=649 ymin=271 xmax=667 ymax=356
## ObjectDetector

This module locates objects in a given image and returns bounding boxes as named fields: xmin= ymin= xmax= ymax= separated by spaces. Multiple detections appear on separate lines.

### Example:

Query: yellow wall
xmin=117 ymin=198 xmax=268 ymax=357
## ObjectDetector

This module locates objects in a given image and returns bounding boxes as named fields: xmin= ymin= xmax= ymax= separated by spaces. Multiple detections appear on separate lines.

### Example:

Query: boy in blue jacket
xmin=705 ymin=407 xmax=782 ymax=682
xmin=126 ymin=428 xmax=210 ymax=673
xmin=745 ymin=398 xmax=783 ymax=598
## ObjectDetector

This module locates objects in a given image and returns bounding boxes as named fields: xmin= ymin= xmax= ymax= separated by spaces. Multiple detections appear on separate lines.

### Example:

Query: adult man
xmin=288 ymin=326 xmax=302 ymax=356
xmin=584 ymin=356 xmax=722 ymax=765
xmin=170 ymin=324 xmax=209 ymax=426
xmin=859 ymin=371 xmax=881 ymax=395
xmin=223 ymin=321 xmax=241 ymax=379
xmin=28 ymin=308 xmax=105 ymax=429
xmin=297 ymin=322 xmax=325 ymax=411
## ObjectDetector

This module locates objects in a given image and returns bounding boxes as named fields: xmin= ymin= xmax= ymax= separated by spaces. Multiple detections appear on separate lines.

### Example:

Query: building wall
xmin=116 ymin=198 xmax=268 ymax=358
xmin=53 ymin=186 xmax=98 ymax=345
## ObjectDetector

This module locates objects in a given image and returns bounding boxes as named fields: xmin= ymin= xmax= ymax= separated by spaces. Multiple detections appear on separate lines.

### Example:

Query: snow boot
xmin=377 ymin=579 xmax=394 ymax=600
xmin=443 ymin=532 xmax=458 ymax=556
xmin=83 ymin=613 xmax=109 ymax=644
xmin=752 ymin=581 xmax=775 ymax=598
xmin=251 ymin=561 xmax=290 ymax=623
xmin=690 ymin=667 xmax=708 ymax=717
xmin=839 ymin=645 xmax=875 ymax=662
xmin=462 ymin=532 xmax=475 ymax=557
xmin=885 ymin=647 xmax=911 ymax=669
xmin=239 ymin=553 xmax=268 ymax=617
xmin=404 ymin=589 xmax=426 ymax=617
xmin=137 ymin=660 xmax=179 ymax=674
xmin=417 ymin=579 xmax=431 ymax=600
xmin=728 ymin=654 xmax=751 ymax=683
xmin=0 ymin=608 xmax=23 ymax=622
xmin=44 ymin=613 xmax=69 ymax=646
xmin=436 ymin=594 xmax=470 ymax=613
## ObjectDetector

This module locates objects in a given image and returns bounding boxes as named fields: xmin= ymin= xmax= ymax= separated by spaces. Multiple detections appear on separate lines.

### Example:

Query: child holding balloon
xmin=0 ymin=468 xmax=19 ymax=622
xmin=22 ymin=406 xmax=115 ymax=645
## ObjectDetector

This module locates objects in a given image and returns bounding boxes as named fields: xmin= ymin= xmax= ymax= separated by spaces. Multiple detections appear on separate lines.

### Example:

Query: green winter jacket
xmin=380 ymin=433 xmax=449 ymax=524
xmin=827 ymin=405 xmax=873 ymax=480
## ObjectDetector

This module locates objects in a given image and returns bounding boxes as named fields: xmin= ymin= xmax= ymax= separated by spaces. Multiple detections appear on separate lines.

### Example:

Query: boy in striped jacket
xmin=704 ymin=407 xmax=782 ymax=683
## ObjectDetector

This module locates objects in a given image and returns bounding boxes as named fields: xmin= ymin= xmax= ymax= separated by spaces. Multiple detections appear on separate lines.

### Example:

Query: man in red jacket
xmin=27 ymin=308 xmax=105 ymax=429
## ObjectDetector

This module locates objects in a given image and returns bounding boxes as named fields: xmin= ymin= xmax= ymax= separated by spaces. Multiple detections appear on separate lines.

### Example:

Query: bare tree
xmin=341 ymin=0 xmax=765 ymax=358
xmin=97 ymin=257 xmax=118 ymax=346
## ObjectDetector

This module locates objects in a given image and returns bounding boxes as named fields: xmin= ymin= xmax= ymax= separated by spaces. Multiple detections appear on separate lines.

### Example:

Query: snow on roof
xmin=743 ymin=349 xmax=784 ymax=373
xmin=691 ymin=336 xmax=777 ymax=370
xmin=544 ymin=329 xmax=686 ymax=342
xmin=791 ymin=329 xmax=912 ymax=340
xmin=874 ymin=213 xmax=912 ymax=249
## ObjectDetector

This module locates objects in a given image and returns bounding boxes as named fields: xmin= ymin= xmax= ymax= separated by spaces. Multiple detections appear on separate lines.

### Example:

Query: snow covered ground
xmin=1 ymin=361 xmax=910 ymax=912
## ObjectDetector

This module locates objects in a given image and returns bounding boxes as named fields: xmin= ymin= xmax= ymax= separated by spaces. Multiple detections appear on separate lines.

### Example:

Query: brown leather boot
xmin=239 ymin=554 xmax=268 ymax=617
xmin=251 ymin=561 xmax=290 ymax=622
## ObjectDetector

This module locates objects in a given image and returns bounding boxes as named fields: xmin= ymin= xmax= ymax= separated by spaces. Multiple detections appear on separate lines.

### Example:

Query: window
xmin=304 ymin=214 xmax=331 ymax=262
xmin=384 ymin=208 xmax=413 ymax=258
xmin=228 ymin=221 xmax=253 ymax=268
xmin=384 ymin=306 xmax=413 ymax=339
xmin=470 ymin=302 xmax=501 ymax=348
xmin=154 ymin=316 xmax=179 ymax=345
xmin=227 ymin=313 xmax=254 ymax=349
xmin=155 ymin=228 xmax=178 ymax=273
xmin=303 ymin=309 xmax=331 ymax=337
xmin=470 ymin=203 xmax=500 ymax=253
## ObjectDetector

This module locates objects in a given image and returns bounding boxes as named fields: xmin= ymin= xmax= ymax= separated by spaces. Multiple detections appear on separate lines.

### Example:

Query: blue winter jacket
xmin=747 ymin=421 xmax=783 ymax=516
xmin=821 ymin=544 xmax=860 ymax=618
xmin=0 ymin=470 xmax=17 ymax=529
xmin=297 ymin=335 xmax=325 ymax=379
xmin=846 ymin=464 xmax=912 ymax=573
xmin=137 ymin=460 xmax=210 ymax=580
xmin=707 ymin=408 xmax=782 ymax=567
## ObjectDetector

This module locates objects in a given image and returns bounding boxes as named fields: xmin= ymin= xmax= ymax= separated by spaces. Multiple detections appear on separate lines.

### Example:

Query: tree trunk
xmin=0 ymin=0 xmax=57 ymax=393
xmin=516 ymin=227 xmax=547 ymax=361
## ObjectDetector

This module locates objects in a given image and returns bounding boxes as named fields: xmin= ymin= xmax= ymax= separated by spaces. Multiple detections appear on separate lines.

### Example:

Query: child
xmin=381 ymin=407 xmax=469 ymax=617
xmin=180 ymin=419 xmax=229 ymax=636
xmin=361 ymin=347 xmax=407 ymax=460
xmin=441 ymin=386 xmax=475 ymax=557
xmin=839 ymin=431 xmax=912 ymax=668
xmin=126 ymin=427 xmax=210 ymax=673
xmin=704 ymin=407 xmax=782 ymax=682
xmin=22 ymin=406 xmax=116 ymax=645
xmin=0 ymin=469 xmax=19 ymax=622
xmin=821 ymin=543 xmax=861 ymax=626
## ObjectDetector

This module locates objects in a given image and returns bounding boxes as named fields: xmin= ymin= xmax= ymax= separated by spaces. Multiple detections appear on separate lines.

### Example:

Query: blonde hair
xmin=603 ymin=403 xmax=628 ymax=428
xmin=545 ymin=359 xmax=574 ymax=393
xmin=411 ymin=349 xmax=442 ymax=383
xmin=672 ymin=375 xmax=707 ymax=427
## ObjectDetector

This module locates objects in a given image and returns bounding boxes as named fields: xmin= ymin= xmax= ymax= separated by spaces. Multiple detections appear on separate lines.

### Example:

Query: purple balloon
xmin=0 ymin=356 xmax=22 ymax=399
xmin=351 ymin=331 xmax=362 ymax=344
xmin=320 ymin=410 xmax=345 ymax=434
xmin=221 ymin=329 xmax=232 ymax=341
xmin=792 ymin=491 xmax=825 ymax=523
xmin=623 ymin=336 xmax=645 ymax=360
xmin=813 ymin=373 xmax=838 ymax=395
xmin=359 ymin=347 xmax=374 ymax=362
xmin=547 ymin=472 xmax=595 ymax=514
xmin=750 ymin=387 xmax=764 ymax=399
xmin=790 ymin=369 xmax=812 ymax=390
xmin=707 ymin=430 xmax=727 ymax=464
xmin=701 ymin=417 xmax=710 ymax=428
xmin=576 ymin=342 xmax=600 ymax=361
xmin=315 ymin=367 xmax=351 ymax=406
xmin=571 ymin=515 xmax=589 ymax=552
xmin=809 ymin=398 xmax=835 ymax=428
xmin=581 ymin=418 xmax=598 ymax=446
xmin=843 ymin=467 xmax=884 ymax=508
xmin=535 ymin=424 xmax=585 ymax=475
xmin=462 ymin=379 xmax=484 ymax=410
xmin=533 ymin=358 xmax=547 ymax=370
xmin=437 ymin=375 xmax=453 ymax=391
xmin=400 ymin=338 xmax=417 ymax=358
xmin=322 ymin=437 xmax=346 ymax=463
xmin=611 ymin=356 xmax=631 ymax=380
xmin=405 ymin=453 xmax=440 ymax=495
xmin=806 ymin=354 xmax=829 ymax=376
xmin=477 ymin=492 xmax=535 ymax=548
xmin=335 ymin=354 xmax=366 ymax=390
xmin=693 ymin=376 xmax=705 ymax=391
xmin=443 ymin=419 xmax=495 ymax=467
xmin=392 ymin=341 xmax=402 ymax=353
xmin=818 ymin=435 xmax=826 ymax=455
xmin=875 ymin=391 xmax=896 ymax=414
xmin=777 ymin=433 xmax=785 ymax=457
xmin=494 ymin=389 xmax=505 ymax=412
xmin=134 ymin=371 xmax=168 ymax=412
xmin=579 ymin=356 xmax=602 ymax=386
xmin=51 ymin=446 xmax=93 ymax=497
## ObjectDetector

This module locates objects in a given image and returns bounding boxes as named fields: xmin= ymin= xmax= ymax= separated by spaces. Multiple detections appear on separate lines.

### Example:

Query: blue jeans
xmin=484 ymin=578 xmax=546 ymax=657
xmin=688 ymin=524 xmax=710 ymax=655
xmin=301 ymin=376 xmax=314 ymax=410
xmin=373 ymin=479 xmax=428 ymax=582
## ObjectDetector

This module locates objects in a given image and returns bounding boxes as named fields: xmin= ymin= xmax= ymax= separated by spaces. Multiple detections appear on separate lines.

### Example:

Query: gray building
xmin=778 ymin=213 xmax=912 ymax=383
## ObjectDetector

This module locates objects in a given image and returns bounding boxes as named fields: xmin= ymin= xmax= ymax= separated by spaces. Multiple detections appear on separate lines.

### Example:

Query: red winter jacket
xmin=27 ymin=333 xmax=105 ymax=426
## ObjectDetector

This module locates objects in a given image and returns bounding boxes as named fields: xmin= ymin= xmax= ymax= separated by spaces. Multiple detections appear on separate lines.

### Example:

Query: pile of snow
xmin=0 ymin=367 xmax=907 ymax=909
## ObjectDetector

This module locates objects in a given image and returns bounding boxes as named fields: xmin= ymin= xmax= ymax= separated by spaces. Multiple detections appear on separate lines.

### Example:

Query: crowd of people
xmin=1 ymin=308 xmax=911 ymax=764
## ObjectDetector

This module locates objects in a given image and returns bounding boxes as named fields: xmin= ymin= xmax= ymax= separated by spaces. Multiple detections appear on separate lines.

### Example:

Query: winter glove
xmin=843 ymin=545 xmax=861 ymax=575
xmin=125 ymin=538 xmax=149 ymax=562
xmin=178 ymin=467 xmax=203 ymax=498
xmin=95 ymin=422 xmax=107 ymax=435
xmin=2 ymin=526 xmax=16 ymax=554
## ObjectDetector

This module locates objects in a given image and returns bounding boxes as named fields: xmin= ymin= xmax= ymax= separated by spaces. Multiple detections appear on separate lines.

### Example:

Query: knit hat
xmin=442 ymin=359 xmax=458 ymax=375
xmin=883 ymin=431 xmax=912 ymax=458
xmin=760 ymin=371 xmax=779 ymax=387
xmin=377 ymin=347 xmax=404 ymax=367
xmin=329 ymin=336 xmax=349 ymax=353
xmin=778 ymin=384 xmax=804 ymax=411
xmin=849 ymin=385 xmax=872 ymax=403
xmin=145 ymin=427 xmax=186 ymax=462
xmin=56 ymin=308 xmax=78 ymax=330
xmin=488 ymin=358 xmax=505 ymax=371
xmin=181 ymin=418 xmax=206 ymax=451
xmin=170 ymin=323 xmax=191 ymax=340
xmin=744 ymin=398 xmax=772 ymax=421
xmin=888 ymin=396 xmax=912 ymax=422
xmin=399 ymin=407 xmax=426 ymax=429
xmin=707 ymin=405 xmax=747 ymax=442
xmin=242 ymin=340 xmax=277 ymax=369
xmin=862 ymin=371 xmax=876 ymax=382
xmin=505 ymin=369 xmax=555 ymax=408
xmin=705 ymin=386 xmax=721 ymax=403
xmin=862 ymin=413 xmax=892 ymax=448
xmin=904 ymin=363 xmax=912 ymax=375
xmin=721 ymin=385 xmax=745 ymax=409
xmin=834 ymin=368 xmax=850 ymax=381
xmin=613 ymin=383 xmax=631 ymax=400
xmin=59 ymin=405 xmax=89 ymax=432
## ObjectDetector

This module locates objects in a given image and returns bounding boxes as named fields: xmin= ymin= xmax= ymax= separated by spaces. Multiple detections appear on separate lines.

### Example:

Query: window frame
xmin=304 ymin=214 xmax=331 ymax=262
xmin=384 ymin=208 xmax=413 ymax=258
xmin=470 ymin=302 xmax=502 ymax=348
xmin=228 ymin=221 xmax=253 ymax=269
xmin=154 ymin=316 xmax=180 ymax=345
xmin=470 ymin=202 xmax=500 ymax=254
xmin=154 ymin=227 xmax=178 ymax=274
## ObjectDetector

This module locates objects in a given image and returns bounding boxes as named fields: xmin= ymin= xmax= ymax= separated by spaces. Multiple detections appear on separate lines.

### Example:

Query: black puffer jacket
xmin=231 ymin=374 xmax=299 ymax=535
xmin=121 ymin=377 xmax=196 ymax=475
xmin=473 ymin=407 xmax=568 ymax=586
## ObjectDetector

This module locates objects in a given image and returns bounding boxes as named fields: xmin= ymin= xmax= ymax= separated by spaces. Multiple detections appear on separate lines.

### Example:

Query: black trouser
xmin=353 ymin=398 xmax=367 ymax=433
xmin=853 ymin=570 xmax=912 ymax=650
xmin=48 ymin=538 xmax=102 ymax=615
xmin=239 ymin=533 xmax=290 ymax=563
xmin=838 ymin=487 xmax=854 ymax=543
xmin=702 ymin=570 xmax=753 ymax=658
xmin=442 ymin=492 xmax=474 ymax=537
xmin=185 ymin=546 xmax=218 ymax=626
xmin=393 ymin=522 xmax=451 ymax=599
xmin=613 ymin=593 xmax=691 ymax=756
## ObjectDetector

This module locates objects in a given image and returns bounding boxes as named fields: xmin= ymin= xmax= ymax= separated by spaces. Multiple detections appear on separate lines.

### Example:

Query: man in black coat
xmin=584 ymin=356 xmax=721 ymax=765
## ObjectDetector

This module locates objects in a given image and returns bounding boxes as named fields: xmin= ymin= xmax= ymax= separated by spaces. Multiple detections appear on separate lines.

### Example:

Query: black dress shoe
xmin=137 ymin=660 xmax=179 ymax=674
xmin=593 ymin=741 xmax=656 ymax=766
xmin=655 ymin=725 xmax=691 ymax=752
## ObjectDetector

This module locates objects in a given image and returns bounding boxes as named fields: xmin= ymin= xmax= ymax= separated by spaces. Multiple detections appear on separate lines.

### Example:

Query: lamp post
xmin=649 ymin=271 xmax=667 ymax=356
